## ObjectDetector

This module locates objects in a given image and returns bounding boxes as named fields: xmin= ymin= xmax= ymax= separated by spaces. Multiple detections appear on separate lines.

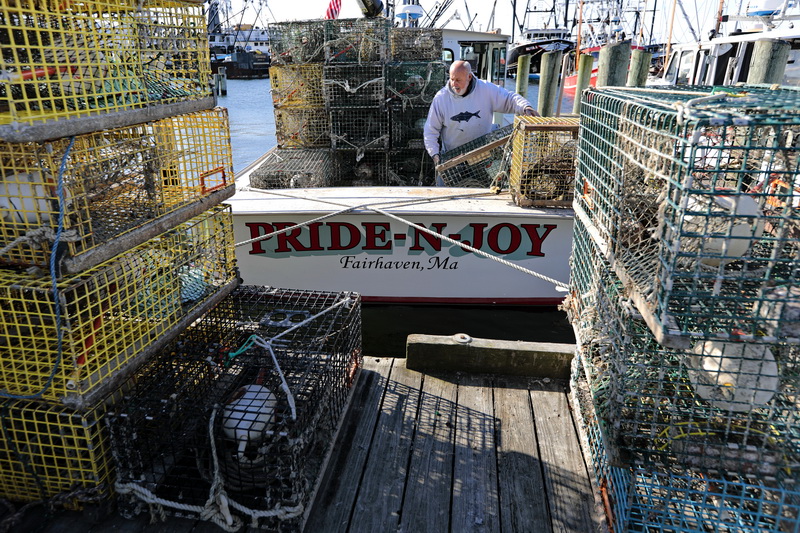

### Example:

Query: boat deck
xmin=16 ymin=357 xmax=604 ymax=533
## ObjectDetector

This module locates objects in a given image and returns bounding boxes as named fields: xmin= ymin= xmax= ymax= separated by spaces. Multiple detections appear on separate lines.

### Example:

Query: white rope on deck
xmin=235 ymin=188 xmax=570 ymax=291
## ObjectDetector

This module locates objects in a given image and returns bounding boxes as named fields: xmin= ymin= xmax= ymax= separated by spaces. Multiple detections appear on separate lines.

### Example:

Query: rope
xmin=0 ymin=136 xmax=76 ymax=400
xmin=0 ymin=227 xmax=80 ymax=256
xmin=235 ymin=189 xmax=569 ymax=291
xmin=323 ymin=76 xmax=384 ymax=95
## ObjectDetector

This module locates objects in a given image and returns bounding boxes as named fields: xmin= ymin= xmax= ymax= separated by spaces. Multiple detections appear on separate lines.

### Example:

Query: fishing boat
xmin=207 ymin=1 xmax=271 ymax=78
xmin=507 ymin=27 xmax=575 ymax=78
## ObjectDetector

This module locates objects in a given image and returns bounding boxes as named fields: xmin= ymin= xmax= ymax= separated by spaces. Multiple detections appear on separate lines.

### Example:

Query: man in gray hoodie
xmin=423 ymin=60 xmax=539 ymax=173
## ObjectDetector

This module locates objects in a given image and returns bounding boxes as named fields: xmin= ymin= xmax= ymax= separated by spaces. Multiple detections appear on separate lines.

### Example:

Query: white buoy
xmin=681 ymin=193 xmax=764 ymax=266
xmin=222 ymin=384 xmax=277 ymax=460
xmin=0 ymin=171 xmax=56 ymax=225
xmin=687 ymin=340 xmax=779 ymax=412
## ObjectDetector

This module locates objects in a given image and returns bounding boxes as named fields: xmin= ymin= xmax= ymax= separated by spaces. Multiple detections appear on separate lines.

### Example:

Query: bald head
xmin=449 ymin=61 xmax=473 ymax=96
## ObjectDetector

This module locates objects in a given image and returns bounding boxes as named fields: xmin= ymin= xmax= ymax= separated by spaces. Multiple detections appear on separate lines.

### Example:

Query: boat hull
xmin=507 ymin=39 xmax=574 ymax=76
xmin=228 ymin=187 xmax=573 ymax=305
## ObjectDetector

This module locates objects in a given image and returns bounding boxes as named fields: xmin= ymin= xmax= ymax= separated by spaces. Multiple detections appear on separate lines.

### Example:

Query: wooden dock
xmin=14 ymin=357 xmax=604 ymax=533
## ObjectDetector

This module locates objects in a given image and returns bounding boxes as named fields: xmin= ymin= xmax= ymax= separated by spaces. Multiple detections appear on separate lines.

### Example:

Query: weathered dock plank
xmin=398 ymin=371 xmax=458 ymax=533
xmin=494 ymin=378 xmax=552 ymax=533
xmin=348 ymin=359 xmax=422 ymax=533
xmin=303 ymin=357 xmax=391 ymax=533
xmin=531 ymin=387 xmax=601 ymax=533
xmin=451 ymin=373 xmax=500 ymax=533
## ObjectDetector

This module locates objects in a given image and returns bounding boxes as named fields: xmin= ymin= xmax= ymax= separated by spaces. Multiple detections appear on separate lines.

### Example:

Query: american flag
xmin=324 ymin=0 xmax=341 ymax=19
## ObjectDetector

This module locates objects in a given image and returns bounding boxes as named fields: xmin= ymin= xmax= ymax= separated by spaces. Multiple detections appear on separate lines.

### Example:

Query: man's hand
xmin=523 ymin=107 xmax=540 ymax=117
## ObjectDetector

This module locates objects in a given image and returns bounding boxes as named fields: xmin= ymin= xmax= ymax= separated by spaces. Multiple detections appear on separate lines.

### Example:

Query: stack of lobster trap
xmin=0 ymin=2 xmax=362 ymax=529
xmin=564 ymin=85 xmax=800 ymax=531
xmin=251 ymin=18 xmax=443 ymax=188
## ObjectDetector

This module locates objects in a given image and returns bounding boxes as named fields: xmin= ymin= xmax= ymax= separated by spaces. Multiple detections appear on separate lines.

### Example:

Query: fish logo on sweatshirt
xmin=450 ymin=111 xmax=480 ymax=123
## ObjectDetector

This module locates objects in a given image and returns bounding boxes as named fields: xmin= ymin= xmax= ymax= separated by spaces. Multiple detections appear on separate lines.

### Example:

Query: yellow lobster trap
xmin=0 ymin=0 xmax=213 ymax=142
xmin=510 ymin=115 xmax=580 ymax=207
xmin=0 ymin=395 xmax=115 ymax=508
xmin=270 ymin=64 xmax=325 ymax=109
xmin=0 ymin=107 xmax=233 ymax=273
xmin=0 ymin=205 xmax=238 ymax=409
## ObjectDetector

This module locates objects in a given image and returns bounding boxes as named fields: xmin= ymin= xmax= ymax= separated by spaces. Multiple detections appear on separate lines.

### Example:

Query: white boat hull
xmin=228 ymin=187 xmax=574 ymax=305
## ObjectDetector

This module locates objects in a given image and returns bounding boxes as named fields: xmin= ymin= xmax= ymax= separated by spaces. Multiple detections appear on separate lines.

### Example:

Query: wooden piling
xmin=538 ymin=50 xmax=562 ymax=117
xmin=596 ymin=41 xmax=631 ymax=88
xmin=515 ymin=54 xmax=532 ymax=98
xmin=626 ymin=49 xmax=653 ymax=86
xmin=218 ymin=67 xmax=228 ymax=96
xmin=747 ymin=39 xmax=791 ymax=84
xmin=571 ymin=53 xmax=594 ymax=116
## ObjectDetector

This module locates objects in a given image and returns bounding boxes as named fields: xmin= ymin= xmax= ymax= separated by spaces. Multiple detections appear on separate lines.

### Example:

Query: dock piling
xmin=218 ymin=66 xmax=228 ymax=96
xmin=571 ymin=53 xmax=594 ymax=116
xmin=538 ymin=50 xmax=562 ymax=117
xmin=515 ymin=54 xmax=532 ymax=98
xmin=747 ymin=39 xmax=791 ymax=84
xmin=626 ymin=49 xmax=652 ymax=86
xmin=596 ymin=40 xmax=631 ymax=88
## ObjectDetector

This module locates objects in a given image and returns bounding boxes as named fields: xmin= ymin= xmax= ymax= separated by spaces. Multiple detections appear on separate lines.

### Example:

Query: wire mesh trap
xmin=322 ymin=63 xmax=386 ymax=109
xmin=390 ymin=106 xmax=430 ymax=150
xmin=510 ymin=115 xmax=579 ymax=207
xmin=576 ymin=85 xmax=800 ymax=343
xmin=248 ymin=148 xmax=332 ymax=189
xmin=0 ymin=395 xmax=115 ymax=508
xmin=330 ymin=107 xmax=389 ymax=151
xmin=385 ymin=61 xmax=446 ymax=110
xmin=270 ymin=64 xmax=325 ymax=109
xmin=0 ymin=107 xmax=233 ymax=272
xmin=274 ymin=108 xmax=330 ymax=149
xmin=332 ymin=149 xmax=388 ymax=186
xmin=0 ymin=205 xmax=236 ymax=405
xmin=573 ymin=241 xmax=800 ymax=480
xmin=267 ymin=19 xmax=327 ymax=66
xmin=571 ymin=360 xmax=800 ymax=533
xmin=388 ymin=28 xmax=443 ymax=62
xmin=0 ymin=0 xmax=212 ymax=141
xmin=437 ymin=124 xmax=513 ymax=188
xmin=324 ymin=17 xmax=388 ymax=64
xmin=107 ymin=286 xmax=361 ymax=530
xmin=388 ymin=148 xmax=435 ymax=187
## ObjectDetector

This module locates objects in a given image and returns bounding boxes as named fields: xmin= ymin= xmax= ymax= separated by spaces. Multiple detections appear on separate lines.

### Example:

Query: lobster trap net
xmin=0 ymin=205 xmax=237 ymax=407
xmin=332 ymin=149 xmax=388 ymax=186
xmin=0 ymin=395 xmax=115 ymax=508
xmin=388 ymin=148 xmax=435 ymax=187
xmin=0 ymin=0 xmax=213 ymax=142
xmin=389 ymin=28 xmax=443 ymax=61
xmin=510 ymin=115 xmax=579 ymax=207
xmin=324 ymin=17 xmax=388 ymax=64
xmin=571 ymin=357 xmax=800 ymax=533
xmin=437 ymin=124 xmax=513 ymax=188
xmin=274 ymin=108 xmax=330 ymax=149
xmin=576 ymin=85 xmax=800 ymax=345
xmin=322 ymin=63 xmax=386 ymax=108
xmin=270 ymin=64 xmax=325 ymax=109
xmin=267 ymin=19 xmax=327 ymax=66
xmin=0 ymin=108 xmax=233 ymax=272
xmin=107 ymin=286 xmax=362 ymax=531
xmin=386 ymin=61 xmax=446 ymax=110
xmin=330 ymin=107 xmax=389 ymax=151
xmin=390 ymin=106 xmax=430 ymax=150
xmin=248 ymin=148 xmax=333 ymax=189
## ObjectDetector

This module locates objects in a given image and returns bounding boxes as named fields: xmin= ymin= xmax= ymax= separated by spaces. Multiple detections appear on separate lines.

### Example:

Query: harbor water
xmin=219 ymin=77 xmax=576 ymax=355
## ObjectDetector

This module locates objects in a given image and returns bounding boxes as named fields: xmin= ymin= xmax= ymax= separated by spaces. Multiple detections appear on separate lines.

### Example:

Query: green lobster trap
xmin=332 ymin=149 xmax=388 ymax=186
xmin=248 ymin=147 xmax=332 ymax=189
xmin=576 ymin=85 xmax=800 ymax=346
xmin=0 ymin=395 xmax=116 ymax=509
xmin=388 ymin=148 xmax=434 ymax=187
xmin=386 ymin=61 xmax=446 ymax=110
xmin=107 ymin=286 xmax=361 ymax=531
xmin=510 ymin=115 xmax=579 ymax=207
xmin=330 ymin=107 xmax=389 ymax=152
xmin=437 ymin=124 xmax=513 ymax=188
xmin=0 ymin=107 xmax=233 ymax=273
xmin=570 ymin=217 xmax=799 ymax=481
xmin=571 ymin=358 xmax=800 ymax=533
xmin=0 ymin=0 xmax=213 ymax=143
xmin=390 ymin=105 xmax=429 ymax=150
xmin=323 ymin=63 xmax=386 ymax=109
xmin=274 ymin=107 xmax=330 ymax=149
xmin=267 ymin=19 xmax=327 ymax=66
xmin=388 ymin=28 xmax=442 ymax=61
xmin=324 ymin=17 xmax=388 ymax=64
xmin=0 ymin=205 xmax=237 ymax=408
xmin=270 ymin=64 xmax=325 ymax=109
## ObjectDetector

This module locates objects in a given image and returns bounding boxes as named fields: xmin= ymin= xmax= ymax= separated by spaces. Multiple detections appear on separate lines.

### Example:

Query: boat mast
xmin=713 ymin=0 xmax=725 ymax=37
xmin=664 ymin=0 xmax=678 ymax=68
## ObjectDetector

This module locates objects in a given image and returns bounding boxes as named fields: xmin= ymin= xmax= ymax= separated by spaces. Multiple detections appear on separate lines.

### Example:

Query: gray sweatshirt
xmin=423 ymin=77 xmax=534 ymax=159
